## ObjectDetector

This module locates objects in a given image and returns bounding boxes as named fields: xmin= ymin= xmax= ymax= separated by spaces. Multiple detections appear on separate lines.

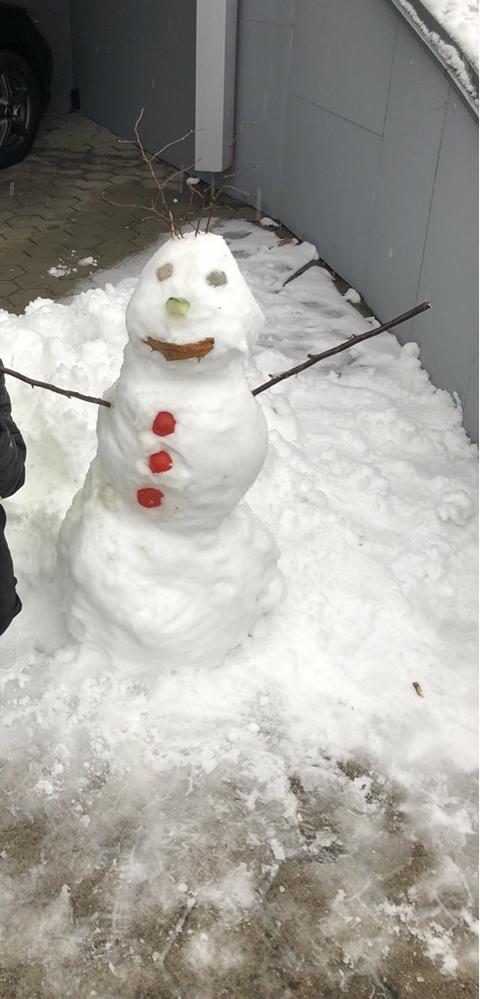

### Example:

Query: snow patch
xmin=260 ymin=217 xmax=280 ymax=228
xmin=48 ymin=264 xmax=77 ymax=278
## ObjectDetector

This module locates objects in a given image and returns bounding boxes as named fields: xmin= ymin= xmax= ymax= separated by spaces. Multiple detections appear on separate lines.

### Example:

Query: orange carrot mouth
xmin=143 ymin=336 xmax=215 ymax=361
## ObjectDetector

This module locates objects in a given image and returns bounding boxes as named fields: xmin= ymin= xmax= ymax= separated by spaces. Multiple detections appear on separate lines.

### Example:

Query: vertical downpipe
xmin=195 ymin=0 xmax=239 ymax=174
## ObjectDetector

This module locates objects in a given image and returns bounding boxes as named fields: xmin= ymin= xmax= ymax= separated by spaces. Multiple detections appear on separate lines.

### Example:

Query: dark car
xmin=0 ymin=2 xmax=52 ymax=168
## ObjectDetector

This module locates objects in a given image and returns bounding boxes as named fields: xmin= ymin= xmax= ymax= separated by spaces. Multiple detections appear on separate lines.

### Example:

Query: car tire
xmin=0 ymin=49 xmax=41 ymax=169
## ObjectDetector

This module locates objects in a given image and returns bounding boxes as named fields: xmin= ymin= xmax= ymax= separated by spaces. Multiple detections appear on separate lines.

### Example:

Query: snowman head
xmin=126 ymin=232 xmax=264 ymax=367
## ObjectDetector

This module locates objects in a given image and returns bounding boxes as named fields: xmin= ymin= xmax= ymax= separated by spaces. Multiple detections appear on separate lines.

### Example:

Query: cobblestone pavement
xmin=0 ymin=112 xmax=259 ymax=315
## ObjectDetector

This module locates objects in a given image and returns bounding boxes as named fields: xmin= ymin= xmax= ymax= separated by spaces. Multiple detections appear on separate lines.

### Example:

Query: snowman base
xmin=61 ymin=464 xmax=283 ymax=673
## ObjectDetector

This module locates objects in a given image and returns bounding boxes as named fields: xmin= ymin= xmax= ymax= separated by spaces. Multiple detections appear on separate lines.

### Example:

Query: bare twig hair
xmin=104 ymin=111 xmax=257 ymax=238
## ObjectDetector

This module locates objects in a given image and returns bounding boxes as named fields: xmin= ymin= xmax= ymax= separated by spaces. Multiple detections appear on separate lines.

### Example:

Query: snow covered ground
xmin=0 ymin=220 xmax=477 ymax=997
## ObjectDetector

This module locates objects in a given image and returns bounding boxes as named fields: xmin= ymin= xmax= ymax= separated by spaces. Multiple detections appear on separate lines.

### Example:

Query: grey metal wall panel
xmin=281 ymin=94 xmax=382 ymax=292
xmin=70 ymin=0 xmax=196 ymax=167
xmin=240 ymin=0 xmax=295 ymax=25
xmin=364 ymin=22 xmax=450 ymax=320
xmin=233 ymin=16 xmax=293 ymax=217
xmin=410 ymin=87 xmax=478 ymax=437
xmin=289 ymin=0 xmax=397 ymax=135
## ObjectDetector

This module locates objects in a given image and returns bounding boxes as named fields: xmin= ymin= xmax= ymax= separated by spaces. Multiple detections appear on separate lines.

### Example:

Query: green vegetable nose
xmin=166 ymin=297 xmax=190 ymax=316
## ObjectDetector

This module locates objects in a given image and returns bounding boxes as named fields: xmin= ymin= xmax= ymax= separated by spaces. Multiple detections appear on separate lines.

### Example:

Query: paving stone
xmin=96 ymin=239 xmax=135 ymax=255
xmin=8 ymin=287 xmax=52 ymax=311
xmin=0 ymin=280 xmax=19 ymax=296
xmin=59 ymin=237 xmax=104 ymax=255
xmin=14 ymin=270 xmax=59 ymax=288
xmin=0 ymin=249 xmax=33 ymax=268
xmin=66 ymin=208 xmax=108 ymax=222
xmin=64 ymin=220 xmax=106 ymax=235
xmin=5 ymin=226 xmax=43 ymax=240
xmin=1 ymin=265 xmax=25 ymax=279
xmin=27 ymin=231 xmax=68 ymax=247
xmin=67 ymin=187 xmax=93 ymax=201
xmin=48 ymin=196 xmax=85 ymax=210
xmin=73 ymin=179 xmax=107 ymax=191
xmin=8 ymin=205 xmax=45 ymax=218
xmin=29 ymin=216 xmax=73 ymax=233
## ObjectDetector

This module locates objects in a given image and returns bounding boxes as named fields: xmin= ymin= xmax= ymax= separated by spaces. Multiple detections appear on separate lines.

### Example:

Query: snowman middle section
xmin=100 ymin=345 xmax=269 ymax=532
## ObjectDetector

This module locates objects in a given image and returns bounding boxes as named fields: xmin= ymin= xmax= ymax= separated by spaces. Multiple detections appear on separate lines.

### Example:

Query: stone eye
xmin=207 ymin=270 xmax=227 ymax=287
xmin=156 ymin=263 xmax=173 ymax=281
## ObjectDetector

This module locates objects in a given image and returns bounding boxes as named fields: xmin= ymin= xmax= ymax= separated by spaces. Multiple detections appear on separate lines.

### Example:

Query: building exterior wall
xmin=233 ymin=0 xmax=479 ymax=440
xmin=65 ymin=0 xmax=477 ymax=438
xmin=70 ymin=0 xmax=197 ymax=168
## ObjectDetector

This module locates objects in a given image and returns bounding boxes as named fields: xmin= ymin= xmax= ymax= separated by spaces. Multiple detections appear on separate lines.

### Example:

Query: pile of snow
xmin=398 ymin=0 xmax=479 ymax=99
xmin=0 ymin=219 xmax=477 ymax=993
xmin=421 ymin=0 xmax=478 ymax=66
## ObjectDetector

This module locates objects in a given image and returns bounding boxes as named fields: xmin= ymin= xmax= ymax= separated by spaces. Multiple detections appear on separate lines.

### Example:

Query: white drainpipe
xmin=195 ymin=0 xmax=238 ymax=174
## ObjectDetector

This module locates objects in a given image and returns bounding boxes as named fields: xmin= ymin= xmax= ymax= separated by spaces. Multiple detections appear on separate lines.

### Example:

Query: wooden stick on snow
xmin=252 ymin=300 xmax=431 ymax=396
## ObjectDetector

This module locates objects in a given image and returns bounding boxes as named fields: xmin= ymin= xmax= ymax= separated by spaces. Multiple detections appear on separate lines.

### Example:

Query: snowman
xmin=60 ymin=232 xmax=283 ymax=671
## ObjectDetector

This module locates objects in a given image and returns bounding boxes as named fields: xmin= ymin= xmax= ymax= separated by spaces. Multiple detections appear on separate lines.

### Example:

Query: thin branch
xmin=225 ymin=121 xmax=256 ymax=171
xmin=109 ymin=112 xmax=257 ymax=238
xmin=150 ymin=128 xmax=197 ymax=163
xmin=102 ymin=194 xmax=155 ymax=214
xmin=133 ymin=108 xmax=177 ymax=237
xmin=252 ymin=302 xmax=432 ymax=396
xmin=0 ymin=366 xmax=111 ymax=408
xmin=162 ymin=160 xmax=200 ymax=192
xmin=178 ymin=213 xmax=201 ymax=233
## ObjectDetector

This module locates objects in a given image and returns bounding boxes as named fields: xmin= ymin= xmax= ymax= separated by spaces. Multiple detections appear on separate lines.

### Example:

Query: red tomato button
xmin=137 ymin=487 xmax=163 ymax=508
xmin=152 ymin=411 xmax=176 ymax=436
xmin=148 ymin=450 xmax=172 ymax=473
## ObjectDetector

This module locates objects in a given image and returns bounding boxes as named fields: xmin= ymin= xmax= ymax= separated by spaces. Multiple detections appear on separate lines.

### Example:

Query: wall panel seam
xmin=381 ymin=21 xmax=399 ymax=136
xmin=239 ymin=17 xmax=292 ymax=27
xmin=278 ymin=20 xmax=295 ymax=223
xmin=287 ymin=92 xmax=384 ymax=138
xmin=363 ymin=21 xmax=400 ymax=308
xmin=414 ymin=83 xmax=450 ymax=305
xmin=462 ymin=351 xmax=477 ymax=412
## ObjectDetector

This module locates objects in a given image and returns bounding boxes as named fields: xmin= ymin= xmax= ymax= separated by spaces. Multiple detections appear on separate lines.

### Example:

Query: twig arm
xmin=252 ymin=301 xmax=431 ymax=396
xmin=0 ymin=365 xmax=111 ymax=408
